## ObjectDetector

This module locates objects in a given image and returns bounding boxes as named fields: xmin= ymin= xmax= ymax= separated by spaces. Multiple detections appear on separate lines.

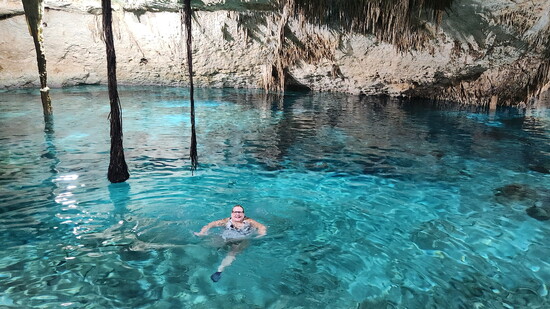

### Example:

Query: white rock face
xmin=0 ymin=0 xmax=549 ymax=106
xmin=0 ymin=2 xmax=269 ymax=88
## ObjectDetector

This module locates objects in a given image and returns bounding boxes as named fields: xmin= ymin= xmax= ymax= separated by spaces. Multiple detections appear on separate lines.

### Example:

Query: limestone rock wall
xmin=0 ymin=1 xmax=270 ymax=88
xmin=0 ymin=0 xmax=549 ymax=107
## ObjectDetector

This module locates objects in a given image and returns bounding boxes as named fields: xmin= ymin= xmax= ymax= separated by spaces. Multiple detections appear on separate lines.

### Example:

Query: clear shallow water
xmin=1 ymin=86 xmax=549 ymax=308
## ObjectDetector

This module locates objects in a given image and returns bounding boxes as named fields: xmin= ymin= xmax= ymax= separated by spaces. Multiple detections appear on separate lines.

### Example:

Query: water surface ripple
xmin=0 ymin=86 xmax=549 ymax=308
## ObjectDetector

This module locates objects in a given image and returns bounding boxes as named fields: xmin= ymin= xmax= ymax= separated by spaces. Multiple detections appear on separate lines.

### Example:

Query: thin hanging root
xmin=182 ymin=0 xmax=198 ymax=171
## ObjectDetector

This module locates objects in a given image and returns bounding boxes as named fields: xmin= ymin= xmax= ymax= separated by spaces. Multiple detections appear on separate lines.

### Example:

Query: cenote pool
xmin=1 ymin=86 xmax=549 ymax=308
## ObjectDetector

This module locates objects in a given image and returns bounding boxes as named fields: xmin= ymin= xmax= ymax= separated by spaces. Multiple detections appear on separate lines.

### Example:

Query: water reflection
xmin=109 ymin=182 xmax=130 ymax=222
xmin=115 ymin=86 xmax=549 ymax=181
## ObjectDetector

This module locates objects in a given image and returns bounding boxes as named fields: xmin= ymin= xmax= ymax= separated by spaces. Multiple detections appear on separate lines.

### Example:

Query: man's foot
xmin=210 ymin=271 xmax=222 ymax=282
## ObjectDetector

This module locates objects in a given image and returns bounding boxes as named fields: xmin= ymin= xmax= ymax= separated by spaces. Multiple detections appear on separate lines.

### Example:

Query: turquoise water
xmin=1 ymin=86 xmax=549 ymax=308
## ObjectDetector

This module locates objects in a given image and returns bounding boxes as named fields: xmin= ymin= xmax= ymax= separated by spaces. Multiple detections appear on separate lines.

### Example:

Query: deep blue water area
xmin=1 ymin=86 xmax=549 ymax=308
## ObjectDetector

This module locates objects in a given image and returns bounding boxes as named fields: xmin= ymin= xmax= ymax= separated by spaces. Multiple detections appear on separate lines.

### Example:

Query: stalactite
xmin=239 ymin=0 xmax=452 ymax=94
xmin=102 ymin=0 xmax=130 ymax=183
xmin=182 ymin=0 xmax=198 ymax=171
xmin=288 ymin=0 xmax=452 ymax=51
xmin=262 ymin=1 xmax=291 ymax=93
xmin=21 ymin=0 xmax=52 ymax=117
xmin=528 ymin=59 xmax=550 ymax=99
xmin=260 ymin=0 xmax=341 ymax=93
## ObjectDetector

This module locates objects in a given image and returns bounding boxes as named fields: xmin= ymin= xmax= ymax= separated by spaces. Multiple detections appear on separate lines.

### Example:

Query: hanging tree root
xmin=102 ymin=0 xmax=130 ymax=183
xmin=22 ymin=0 xmax=52 ymax=116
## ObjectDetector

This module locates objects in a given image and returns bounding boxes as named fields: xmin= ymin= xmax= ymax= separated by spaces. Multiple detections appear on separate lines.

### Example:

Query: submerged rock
xmin=493 ymin=184 xmax=550 ymax=221
xmin=526 ymin=195 xmax=550 ymax=221
xmin=410 ymin=219 xmax=458 ymax=251
xmin=494 ymin=184 xmax=538 ymax=204
xmin=526 ymin=206 xmax=550 ymax=221
xmin=430 ymin=150 xmax=445 ymax=159
xmin=528 ymin=164 xmax=550 ymax=174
